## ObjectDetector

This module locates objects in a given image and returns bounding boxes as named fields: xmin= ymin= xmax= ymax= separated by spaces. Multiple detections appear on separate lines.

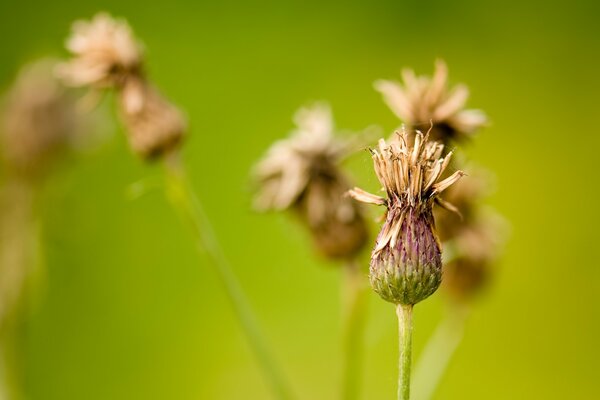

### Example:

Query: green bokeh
xmin=1 ymin=0 xmax=599 ymax=399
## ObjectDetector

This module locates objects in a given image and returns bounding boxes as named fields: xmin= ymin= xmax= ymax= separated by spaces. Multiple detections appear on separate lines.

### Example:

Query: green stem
xmin=396 ymin=304 xmax=413 ymax=400
xmin=411 ymin=306 xmax=469 ymax=400
xmin=341 ymin=260 xmax=368 ymax=400
xmin=163 ymin=154 xmax=294 ymax=400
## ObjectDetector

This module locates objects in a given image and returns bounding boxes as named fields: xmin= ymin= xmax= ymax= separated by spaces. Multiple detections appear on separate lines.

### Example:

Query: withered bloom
xmin=349 ymin=130 xmax=463 ymax=305
xmin=58 ymin=12 xmax=142 ymax=90
xmin=58 ymin=13 xmax=186 ymax=159
xmin=435 ymin=169 xmax=506 ymax=300
xmin=254 ymin=103 xmax=368 ymax=260
xmin=374 ymin=60 xmax=487 ymax=145
xmin=1 ymin=60 xmax=78 ymax=177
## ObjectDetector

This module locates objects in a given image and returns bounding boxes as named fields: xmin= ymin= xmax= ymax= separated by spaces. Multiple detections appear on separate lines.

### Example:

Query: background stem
xmin=397 ymin=304 xmax=413 ymax=400
xmin=341 ymin=259 xmax=368 ymax=400
xmin=411 ymin=306 xmax=469 ymax=400
xmin=163 ymin=154 xmax=294 ymax=400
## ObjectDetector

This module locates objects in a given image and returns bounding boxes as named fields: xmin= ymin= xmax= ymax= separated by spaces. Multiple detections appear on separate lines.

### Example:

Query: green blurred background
xmin=1 ymin=0 xmax=599 ymax=399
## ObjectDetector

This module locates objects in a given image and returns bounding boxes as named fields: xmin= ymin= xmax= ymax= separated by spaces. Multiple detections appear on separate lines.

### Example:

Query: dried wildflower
xmin=254 ymin=103 xmax=368 ymax=260
xmin=348 ymin=130 xmax=464 ymax=305
xmin=435 ymin=169 xmax=506 ymax=300
xmin=1 ymin=60 xmax=78 ymax=176
xmin=57 ymin=12 xmax=143 ymax=90
xmin=117 ymin=79 xmax=186 ymax=159
xmin=59 ymin=13 xmax=185 ymax=160
xmin=374 ymin=60 xmax=487 ymax=145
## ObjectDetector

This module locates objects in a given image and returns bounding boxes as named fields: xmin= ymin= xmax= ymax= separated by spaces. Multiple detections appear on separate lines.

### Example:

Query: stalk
xmin=0 ymin=179 xmax=43 ymax=400
xmin=411 ymin=306 xmax=469 ymax=400
xmin=396 ymin=304 xmax=413 ymax=400
xmin=163 ymin=154 xmax=294 ymax=400
xmin=341 ymin=260 xmax=368 ymax=400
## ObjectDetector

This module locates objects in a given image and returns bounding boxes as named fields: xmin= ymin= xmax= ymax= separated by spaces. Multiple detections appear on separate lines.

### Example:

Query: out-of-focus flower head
xmin=254 ymin=102 xmax=368 ymax=260
xmin=374 ymin=60 xmax=487 ymax=145
xmin=348 ymin=130 xmax=464 ymax=305
xmin=57 ymin=12 xmax=143 ymax=91
xmin=1 ymin=59 xmax=79 ymax=177
xmin=58 ymin=13 xmax=186 ymax=160
xmin=435 ymin=167 xmax=508 ymax=300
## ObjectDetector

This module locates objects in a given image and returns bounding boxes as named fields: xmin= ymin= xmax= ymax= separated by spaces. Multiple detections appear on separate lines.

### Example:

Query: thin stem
xmin=396 ymin=304 xmax=413 ymax=400
xmin=341 ymin=260 xmax=368 ymax=400
xmin=0 ymin=179 xmax=43 ymax=400
xmin=163 ymin=154 xmax=294 ymax=400
xmin=411 ymin=306 xmax=469 ymax=400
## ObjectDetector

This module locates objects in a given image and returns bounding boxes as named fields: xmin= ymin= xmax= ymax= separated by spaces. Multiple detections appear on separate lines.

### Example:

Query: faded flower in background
xmin=349 ymin=130 xmax=463 ymax=305
xmin=0 ymin=59 xmax=84 ymax=400
xmin=253 ymin=102 xmax=369 ymax=260
xmin=1 ymin=60 xmax=79 ymax=177
xmin=58 ymin=12 xmax=186 ymax=160
xmin=435 ymin=167 xmax=508 ymax=301
xmin=57 ymin=12 xmax=143 ymax=90
xmin=374 ymin=60 xmax=487 ymax=145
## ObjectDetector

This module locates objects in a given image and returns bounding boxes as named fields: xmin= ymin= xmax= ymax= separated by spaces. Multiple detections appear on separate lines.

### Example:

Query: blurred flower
xmin=374 ymin=60 xmax=487 ymax=145
xmin=117 ymin=78 xmax=186 ymax=159
xmin=348 ymin=130 xmax=463 ymax=305
xmin=254 ymin=102 xmax=368 ymax=260
xmin=58 ymin=13 xmax=185 ymax=160
xmin=434 ymin=167 xmax=508 ymax=300
xmin=1 ymin=59 xmax=79 ymax=177
xmin=57 ymin=12 xmax=143 ymax=90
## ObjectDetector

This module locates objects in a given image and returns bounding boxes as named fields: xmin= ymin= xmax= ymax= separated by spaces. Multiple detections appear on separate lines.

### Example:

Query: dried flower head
xmin=1 ymin=60 xmax=78 ymax=176
xmin=374 ymin=60 xmax=487 ymax=145
xmin=117 ymin=79 xmax=186 ymax=159
xmin=349 ymin=130 xmax=464 ymax=305
xmin=254 ymin=103 xmax=368 ymax=260
xmin=58 ymin=12 xmax=143 ymax=90
xmin=59 ymin=13 xmax=186 ymax=160
xmin=435 ymin=169 xmax=507 ymax=300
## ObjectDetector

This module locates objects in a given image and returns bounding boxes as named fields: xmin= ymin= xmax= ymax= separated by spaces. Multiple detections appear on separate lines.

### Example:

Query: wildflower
xmin=1 ymin=60 xmax=78 ymax=177
xmin=434 ymin=169 xmax=507 ymax=300
xmin=348 ymin=130 xmax=464 ymax=305
xmin=58 ymin=13 xmax=185 ymax=160
xmin=57 ymin=12 xmax=143 ymax=91
xmin=254 ymin=103 xmax=368 ymax=260
xmin=374 ymin=60 xmax=487 ymax=145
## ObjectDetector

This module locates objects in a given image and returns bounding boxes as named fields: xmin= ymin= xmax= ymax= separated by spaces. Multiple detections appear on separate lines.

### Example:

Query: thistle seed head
xmin=349 ymin=130 xmax=464 ymax=305
xmin=59 ymin=13 xmax=187 ymax=161
xmin=254 ymin=103 xmax=368 ymax=260
xmin=1 ymin=60 xmax=79 ymax=177
xmin=374 ymin=60 xmax=487 ymax=145
xmin=58 ymin=12 xmax=143 ymax=90
xmin=435 ymin=168 xmax=507 ymax=300
xmin=117 ymin=79 xmax=186 ymax=159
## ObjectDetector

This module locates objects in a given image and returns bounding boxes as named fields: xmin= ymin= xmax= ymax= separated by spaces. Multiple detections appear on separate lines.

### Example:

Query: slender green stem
xmin=396 ymin=304 xmax=413 ymax=400
xmin=411 ymin=306 xmax=469 ymax=400
xmin=341 ymin=260 xmax=368 ymax=400
xmin=163 ymin=154 xmax=294 ymax=400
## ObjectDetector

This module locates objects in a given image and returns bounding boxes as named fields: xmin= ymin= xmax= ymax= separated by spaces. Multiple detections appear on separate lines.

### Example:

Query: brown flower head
xmin=117 ymin=78 xmax=187 ymax=159
xmin=1 ymin=60 xmax=79 ymax=177
xmin=435 ymin=168 xmax=507 ymax=300
xmin=57 ymin=12 xmax=143 ymax=90
xmin=254 ymin=103 xmax=368 ymax=260
xmin=58 ymin=13 xmax=186 ymax=160
xmin=349 ymin=130 xmax=464 ymax=305
xmin=374 ymin=60 xmax=487 ymax=145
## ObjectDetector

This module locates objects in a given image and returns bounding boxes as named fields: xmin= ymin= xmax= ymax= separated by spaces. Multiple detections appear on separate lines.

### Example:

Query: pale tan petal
xmin=347 ymin=187 xmax=386 ymax=206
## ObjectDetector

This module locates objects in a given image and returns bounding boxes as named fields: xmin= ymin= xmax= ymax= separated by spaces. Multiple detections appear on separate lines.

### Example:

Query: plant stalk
xmin=341 ymin=259 xmax=368 ymax=400
xmin=396 ymin=304 xmax=413 ymax=400
xmin=163 ymin=154 xmax=294 ymax=400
